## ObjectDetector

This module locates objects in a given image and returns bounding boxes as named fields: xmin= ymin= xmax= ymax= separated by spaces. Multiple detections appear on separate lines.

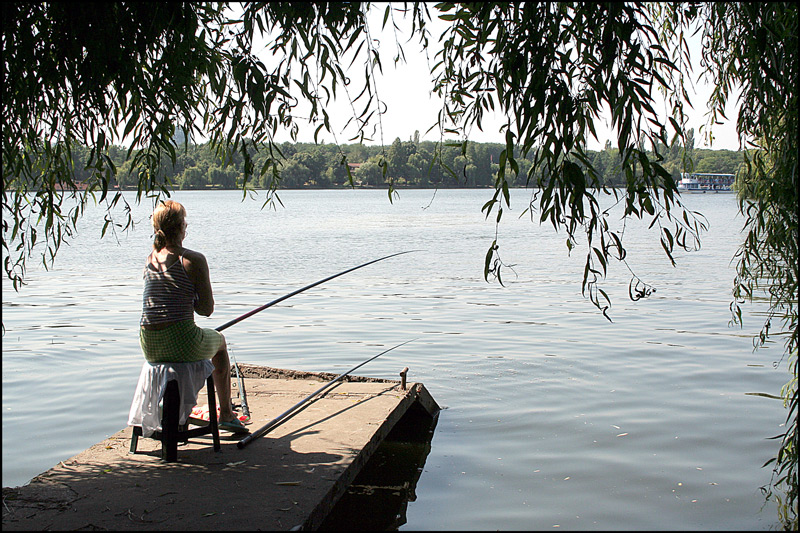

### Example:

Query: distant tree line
xmin=59 ymin=129 xmax=744 ymax=191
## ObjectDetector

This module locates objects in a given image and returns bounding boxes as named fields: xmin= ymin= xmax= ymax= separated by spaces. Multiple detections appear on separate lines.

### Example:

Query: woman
xmin=139 ymin=200 xmax=248 ymax=434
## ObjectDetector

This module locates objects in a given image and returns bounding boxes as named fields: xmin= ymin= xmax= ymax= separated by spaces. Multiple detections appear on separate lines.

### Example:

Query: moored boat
xmin=677 ymin=172 xmax=735 ymax=193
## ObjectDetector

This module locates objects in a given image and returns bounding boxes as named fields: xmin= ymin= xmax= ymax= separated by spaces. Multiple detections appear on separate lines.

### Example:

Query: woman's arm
xmin=183 ymin=249 xmax=215 ymax=316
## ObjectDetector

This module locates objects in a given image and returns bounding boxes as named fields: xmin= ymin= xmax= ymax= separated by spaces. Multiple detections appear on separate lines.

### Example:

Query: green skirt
xmin=139 ymin=320 xmax=223 ymax=363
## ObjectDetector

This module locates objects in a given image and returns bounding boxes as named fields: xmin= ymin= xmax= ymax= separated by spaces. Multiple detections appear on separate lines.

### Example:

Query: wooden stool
xmin=130 ymin=375 xmax=221 ymax=462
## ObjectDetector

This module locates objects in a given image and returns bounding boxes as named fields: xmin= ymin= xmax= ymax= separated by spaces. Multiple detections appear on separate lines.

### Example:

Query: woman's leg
xmin=211 ymin=335 xmax=236 ymax=422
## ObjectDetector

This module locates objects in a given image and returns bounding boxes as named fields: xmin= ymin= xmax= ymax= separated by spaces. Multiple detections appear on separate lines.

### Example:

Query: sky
xmin=263 ymin=5 xmax=743 ymax=152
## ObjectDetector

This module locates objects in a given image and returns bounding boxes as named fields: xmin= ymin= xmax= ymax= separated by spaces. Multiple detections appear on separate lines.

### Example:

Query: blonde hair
xmin=152 ymin=200 xmax=186 ymax=250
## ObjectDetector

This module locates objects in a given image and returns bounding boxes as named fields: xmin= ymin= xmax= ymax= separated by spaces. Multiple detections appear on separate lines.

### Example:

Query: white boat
xmin=677 ymin=172 xmax=735 ymax=193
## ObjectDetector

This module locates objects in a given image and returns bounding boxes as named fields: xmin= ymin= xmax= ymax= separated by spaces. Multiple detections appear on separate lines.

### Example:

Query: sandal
xmin=219 ymin=418 xmax=250 ymax=434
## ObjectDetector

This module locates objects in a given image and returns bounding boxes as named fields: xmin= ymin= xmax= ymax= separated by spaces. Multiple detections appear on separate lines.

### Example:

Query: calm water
xmin=2 ymin=189 xmax=789 ymax=530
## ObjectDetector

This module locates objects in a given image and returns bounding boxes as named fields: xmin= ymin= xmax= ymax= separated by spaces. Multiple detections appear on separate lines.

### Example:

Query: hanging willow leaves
xmin=692 ymin=3 xmax=797 ymax=527
xmin=2 ymin=2 xmax=381 ymax=288
xmin=431 ymin=2 xmax=706 ymax=317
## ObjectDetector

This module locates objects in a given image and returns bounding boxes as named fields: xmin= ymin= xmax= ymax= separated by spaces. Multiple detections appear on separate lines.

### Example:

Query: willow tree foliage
xmin=430 ymin=2 xmax=710 ymax=314
xmin=3 ymin=2 xmax=373 ymax=288
xmin=694 ymin=3 xmax=797 ymax=527
xmin=2 ymin=2 xmax=796 ymax=526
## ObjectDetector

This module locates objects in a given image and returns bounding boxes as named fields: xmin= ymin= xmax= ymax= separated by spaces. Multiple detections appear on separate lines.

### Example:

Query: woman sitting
xmin=139 ymin=200 xmax=248 ymax=434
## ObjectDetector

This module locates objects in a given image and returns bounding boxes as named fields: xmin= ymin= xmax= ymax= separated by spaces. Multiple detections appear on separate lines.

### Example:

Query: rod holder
xmin=400 ymin=367 xmax=409 ymax=390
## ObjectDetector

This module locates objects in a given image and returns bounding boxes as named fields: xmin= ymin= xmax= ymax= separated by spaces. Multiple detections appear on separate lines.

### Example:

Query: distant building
xmin=173 ymin=127 xmax=192 ymax=146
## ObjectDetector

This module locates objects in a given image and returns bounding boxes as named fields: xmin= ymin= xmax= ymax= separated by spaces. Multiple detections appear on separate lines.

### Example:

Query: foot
xmin=219 ymin=417 xmax=250 ymax=434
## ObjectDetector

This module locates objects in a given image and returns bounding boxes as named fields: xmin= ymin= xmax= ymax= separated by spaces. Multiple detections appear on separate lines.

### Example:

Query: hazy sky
xmin=267 ymin=5 xmax=743 ymax=152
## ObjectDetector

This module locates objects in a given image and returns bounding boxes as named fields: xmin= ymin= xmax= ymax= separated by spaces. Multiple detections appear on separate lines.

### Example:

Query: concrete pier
xmin=2 ymin=365 xmax=439 ymax=531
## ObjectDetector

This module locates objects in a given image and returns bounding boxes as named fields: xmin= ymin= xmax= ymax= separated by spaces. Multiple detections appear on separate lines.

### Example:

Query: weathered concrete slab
xmin=2 ymin=366 xmax=439 ymax=531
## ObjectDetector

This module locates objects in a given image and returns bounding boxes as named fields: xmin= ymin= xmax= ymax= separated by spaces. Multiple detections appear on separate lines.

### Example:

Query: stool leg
xmin=207 ymin=377 xmax=221 ymax=452
xmin=162 ymin=379 xmax=180 ymax=462
xmin=129 ymin=426 xmax=141 ymax=454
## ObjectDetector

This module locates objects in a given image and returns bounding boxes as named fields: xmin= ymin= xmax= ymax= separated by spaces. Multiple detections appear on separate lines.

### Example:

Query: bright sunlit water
xmin=2 ymin=189 xmax=789 ymax=529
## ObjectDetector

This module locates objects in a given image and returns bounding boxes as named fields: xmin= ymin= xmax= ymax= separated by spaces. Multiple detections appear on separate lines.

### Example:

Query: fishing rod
xmin=237 ymin=338 xmax=416 ymax=449
xmin=215 ymin=251 xmax=416 ymax=333
xmin=216 ymin=251 xmax=415 ymax=428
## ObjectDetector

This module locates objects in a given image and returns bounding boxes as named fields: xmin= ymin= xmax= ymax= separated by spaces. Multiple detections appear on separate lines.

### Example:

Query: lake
xmin=1 ymin=188 xmax=789 ymax=529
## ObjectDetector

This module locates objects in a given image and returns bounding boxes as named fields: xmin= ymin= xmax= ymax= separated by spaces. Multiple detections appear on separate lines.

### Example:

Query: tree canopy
xmin=2 ymin=2 xmax=796 ymax=526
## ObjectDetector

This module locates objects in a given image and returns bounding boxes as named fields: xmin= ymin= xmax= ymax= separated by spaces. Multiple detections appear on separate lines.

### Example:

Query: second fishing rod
xmin=216 ymin=251 xmax=417 ymax=423
xmin=237 ymin=338 xmax=417 ymax=448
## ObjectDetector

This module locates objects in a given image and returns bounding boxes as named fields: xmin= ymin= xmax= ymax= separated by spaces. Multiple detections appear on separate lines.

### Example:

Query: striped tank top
xmin=140 ymin=254 xmax=196 ymax=325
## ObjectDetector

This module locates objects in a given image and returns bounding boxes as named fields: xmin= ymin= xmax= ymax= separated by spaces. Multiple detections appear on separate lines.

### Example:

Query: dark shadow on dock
xmin=2 ymin=433 xmax=345 ymax=530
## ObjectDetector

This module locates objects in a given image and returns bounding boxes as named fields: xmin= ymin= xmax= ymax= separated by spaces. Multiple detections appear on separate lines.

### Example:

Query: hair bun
xmin=151 ymin=200 xmax=186 ymax=251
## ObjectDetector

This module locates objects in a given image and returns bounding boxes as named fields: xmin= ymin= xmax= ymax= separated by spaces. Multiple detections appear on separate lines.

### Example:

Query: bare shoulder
xmin=180 ymin=248 xmax=209 ymax=274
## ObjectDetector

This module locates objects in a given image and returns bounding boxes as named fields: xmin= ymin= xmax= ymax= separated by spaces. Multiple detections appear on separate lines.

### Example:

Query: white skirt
xmin=127 ymin=360 xmax=215 ymax=437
